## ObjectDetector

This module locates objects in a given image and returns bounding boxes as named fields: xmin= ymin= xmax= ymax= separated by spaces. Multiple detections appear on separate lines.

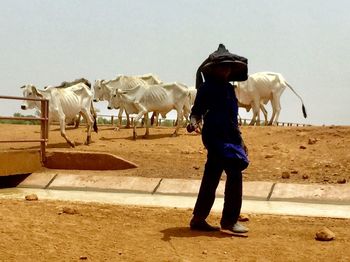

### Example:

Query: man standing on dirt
xmin=187 ymin=44 xmax=249 ymax=234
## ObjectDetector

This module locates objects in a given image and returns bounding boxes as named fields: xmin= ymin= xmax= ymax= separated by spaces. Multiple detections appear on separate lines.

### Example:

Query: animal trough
xmin=0 ymin=150 xmax=42 ymax=176
xmin=0 ymin=150 xmax=137 ymax=176
xmin=44 ymin=151 xmax=137 ymax=170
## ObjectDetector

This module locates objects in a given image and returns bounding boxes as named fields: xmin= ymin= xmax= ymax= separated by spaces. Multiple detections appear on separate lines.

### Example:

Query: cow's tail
xmin=285 ymin=82 xmax=307 ymax=118
xmin=90 ymin=102 xmax=98 ymax=133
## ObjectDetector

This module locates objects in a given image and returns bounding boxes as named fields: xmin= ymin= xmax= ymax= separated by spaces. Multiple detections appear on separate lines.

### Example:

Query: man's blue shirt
xmin=191 ymin=78 xmax=249 ymax=167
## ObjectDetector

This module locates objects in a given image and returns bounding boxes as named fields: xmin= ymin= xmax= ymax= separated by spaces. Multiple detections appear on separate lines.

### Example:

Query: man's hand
xmin=186 ymin=123 xmax=197 ymax=133
xmin=187 ymin=115 xmax=201 ymax=133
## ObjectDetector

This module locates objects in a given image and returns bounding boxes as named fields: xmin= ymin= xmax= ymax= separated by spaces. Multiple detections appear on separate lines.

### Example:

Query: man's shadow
xmin=160 ymin=226 xmax=229 ymax=241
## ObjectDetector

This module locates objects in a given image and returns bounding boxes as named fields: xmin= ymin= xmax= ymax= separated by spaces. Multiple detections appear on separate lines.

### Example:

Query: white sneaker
xmin=232 ymin=223 xmax=249 ymax=233
xmin=222 ymin=222 xmax=249 ymax=234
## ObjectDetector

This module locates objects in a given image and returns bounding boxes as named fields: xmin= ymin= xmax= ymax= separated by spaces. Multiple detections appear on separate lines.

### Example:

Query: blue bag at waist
xmin=222 ymin=143 xmax=249 ymax=171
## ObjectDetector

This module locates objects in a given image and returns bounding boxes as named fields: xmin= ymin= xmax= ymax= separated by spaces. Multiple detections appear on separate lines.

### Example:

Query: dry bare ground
xmin=1 ymin=124 xmax=349 ymax=184
xmin=1 ymin=124 xmax=350 ymax=261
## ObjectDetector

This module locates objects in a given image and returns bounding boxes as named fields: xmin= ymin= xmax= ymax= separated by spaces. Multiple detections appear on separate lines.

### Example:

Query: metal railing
xmin=101 ymin=115 xmax=310 ymax=127
xmin=239 ymin=118 xmax=310 ymax=127
xmin=97 ymin=114 xmax=119 ymax=126
xmin=0 ymin=96 xmax=49 ymax=163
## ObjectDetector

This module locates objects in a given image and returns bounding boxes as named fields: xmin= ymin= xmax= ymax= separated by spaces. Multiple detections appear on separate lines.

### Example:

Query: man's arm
xmin=187 ymin=84 xmax=208 ymax=133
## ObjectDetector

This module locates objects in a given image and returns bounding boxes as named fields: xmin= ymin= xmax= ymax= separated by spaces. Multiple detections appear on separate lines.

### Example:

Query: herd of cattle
xmin=20 ymin=72 xmax=307 ymax=147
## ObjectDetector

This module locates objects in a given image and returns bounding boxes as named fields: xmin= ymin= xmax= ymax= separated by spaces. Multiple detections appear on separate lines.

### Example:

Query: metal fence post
xmin=0 ymin=95 xmax=49 ymax=164
xmin=40 ymin=99 xmax=49 ymax=164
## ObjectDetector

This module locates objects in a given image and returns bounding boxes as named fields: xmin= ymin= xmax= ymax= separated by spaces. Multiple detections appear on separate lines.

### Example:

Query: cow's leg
xmin=132 ymin=118 xmax=137 ymax=140
xmin=132 ymin=102 xmax=148 ymax=140
xmin=269 ymin=97 xmax=281 ymax=126
xmin=132 ymin=111 xmax=145 ymax=140
xmin=74 ymin=113 xmax=82 ymax=129
xmin=90 ymin=102 xmax=98 ymax=133
xmin=142 ymin=113 xmax=149 ymax=138
xmin=268 ymin=110 xmax=276 ymax=126
xmin=260 ymin=104 xmax=268 ymax=125
xmin=249 ymin=111 xmax=258 ymax=126
xmin=183 ymin=105 xmax=191 ymax=127
xmin=249 ymin=103 xmax=259 ymax=126
xmin=268 ymin=97 xmax=277 ymax=125
xmin=59 ymin=116 xmax=75 ymax=147
xmin=274 ymin=109 xmax=281 ymax=125
xmin=140 ymin=117 xmax=145 ymax=128
xmin=125 ymin=112 xmax=131 ymax=128
xmin=256 ymin=111 xmax=261 ymax=126
xmin=154 ymin=112 xmax=160 ymax=126
xmin=115 ymin=108 xmax=123 ymax=131
xmin=173 ymin=107 xmax=183 ymax=137
xmin=247 ymin=104 xmax=256 ymax=125
xmin=80 ymin=108 xmax=94 ymax=145
xmin=253 ymin=99 xmax=261 ymax=126
xmin=150 ymin=112 xmax=157 ymax=126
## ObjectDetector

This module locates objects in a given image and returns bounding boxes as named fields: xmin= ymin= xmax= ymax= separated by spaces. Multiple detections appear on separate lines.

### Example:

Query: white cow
xmin=150 ymin=84 xmax=195 ymax=126
xmin=134 ymin=73 xmax=163 ymax=85
xmin=94 ymin=74 xmax=163 ymax=102
xmin=21 ymin=83 xmax=98 ymax=147
xmin=108 ymin=83 xmax=190 ymax=140
xmin=188 ymin=86 xmax=197 ymax=107
xmin=94 ymin=74 xmax=162 ymax=128
xmin=237 ymin=101 xmax=269 ymax=125
xmin=234 ymin=72 xmax=307 ymax=125
xmin=54 ymin=77 xmax=92 ymax=89
xmin=48 ymin=77 xmax=93 ymax=128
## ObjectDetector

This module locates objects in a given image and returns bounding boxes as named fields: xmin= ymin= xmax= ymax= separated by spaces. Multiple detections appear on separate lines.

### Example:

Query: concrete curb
xmin=270 ymin=183 xmax=350 ymax=205
xmin=17 ymin=173 xmax=350 ymax=205
xmin=2 ymin=188 xmax=350 ymax=219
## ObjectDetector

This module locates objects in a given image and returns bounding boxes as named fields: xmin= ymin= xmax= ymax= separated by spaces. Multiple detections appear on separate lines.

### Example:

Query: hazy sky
xmin=1 ymin=0 xmax=349 ymax=125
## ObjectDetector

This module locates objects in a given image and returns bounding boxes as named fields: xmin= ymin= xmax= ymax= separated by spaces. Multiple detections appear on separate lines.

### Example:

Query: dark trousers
xmin=193 ymin=153 xmax=243 ymax=227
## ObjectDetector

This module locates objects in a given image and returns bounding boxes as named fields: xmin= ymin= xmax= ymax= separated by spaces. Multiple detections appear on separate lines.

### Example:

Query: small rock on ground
xmin=337 ymin=178 xmax=347 ymax=184
xmin=315 ymin=227 xmax=335 ymax=241
xmin=60 ymin=206 xmax=79 ymax=215
xmin=282 ymin=172 xmax=290 ymax=179
xmin=25 ymin=194 xmax=38 ymax=201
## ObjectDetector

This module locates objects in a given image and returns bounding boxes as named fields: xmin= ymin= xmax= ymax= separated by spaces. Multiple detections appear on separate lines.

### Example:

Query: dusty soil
xmin=0 ymin=199 xmax=349 ymax=261
xmin=0 ymin=124 xmax=349 ymax=184
xmin=1 ymin=124 xmax=350 ymax=261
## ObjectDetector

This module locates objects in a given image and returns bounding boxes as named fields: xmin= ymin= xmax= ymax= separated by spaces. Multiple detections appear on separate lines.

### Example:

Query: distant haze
xmin=1 ymin=0 xmax=349 ymax=125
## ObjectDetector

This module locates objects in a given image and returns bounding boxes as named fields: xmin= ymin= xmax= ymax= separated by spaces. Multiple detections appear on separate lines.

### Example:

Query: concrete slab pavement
xmin=270 ymin=183 xmax=350 ymax=204
xmin=17 ymin=171 xmax=57 ymax=189
xmin=9 ymin=172 xmax=350 ymax=219
xmin=48 ymin=174 xmax=161 ymax=194
xmin=1 ymin=188 xmax=350 ymax=219
xmin=18 ymin=173 xmax=276 ymax=200
xmin=156 ymin=179 xmax=274 ymax=200
xmin=16 ymin=173 xmax=350 ymax=205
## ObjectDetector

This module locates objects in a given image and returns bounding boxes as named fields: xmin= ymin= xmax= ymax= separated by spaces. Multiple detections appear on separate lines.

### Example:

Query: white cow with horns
xmin=93 ymin=74 xmax=163 ymax=129
xmin=108 ymin=82 xmax=191 ymax=140
xmin=234 ymin=72 xmax=307 ymax=125
xmin=21 ymin=83 xmax=98 ymax=147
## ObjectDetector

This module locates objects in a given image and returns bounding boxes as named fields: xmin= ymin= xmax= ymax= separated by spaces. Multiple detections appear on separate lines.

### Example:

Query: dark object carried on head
xmin=196 ymin=44 xmax=248 ymax=89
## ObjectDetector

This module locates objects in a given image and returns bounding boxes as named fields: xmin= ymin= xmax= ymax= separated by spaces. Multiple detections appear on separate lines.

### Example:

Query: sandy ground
xmin=1 ymin=199 xmax=350 ymax=262
xmin=1 ymin=124 xmax=349 ymax=184
xmin=1 ymin=124 xmax=350 ymax=261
